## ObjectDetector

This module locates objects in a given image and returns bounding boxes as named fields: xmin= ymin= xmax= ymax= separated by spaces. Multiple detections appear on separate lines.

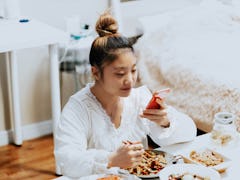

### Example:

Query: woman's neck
xmin=91 ymin=84 xmax=123 ymax=128
xmin=91 ymin=84 xmax=119 ymax=109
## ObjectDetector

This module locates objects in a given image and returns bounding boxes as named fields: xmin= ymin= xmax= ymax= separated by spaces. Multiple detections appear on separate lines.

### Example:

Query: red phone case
xmin=146 ymin=88 xmax=171 ymax=109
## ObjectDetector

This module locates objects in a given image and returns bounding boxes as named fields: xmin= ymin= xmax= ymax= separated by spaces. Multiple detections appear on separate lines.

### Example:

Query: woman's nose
xmin=124 ymin=73 xmax=133 ymax=85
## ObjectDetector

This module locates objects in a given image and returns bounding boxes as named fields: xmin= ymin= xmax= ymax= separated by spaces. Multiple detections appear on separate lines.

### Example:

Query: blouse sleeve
xmin=54 ymin=97 xmax=117 ymax=178
xmin=138 ymin=86 xmax=197 ymax=147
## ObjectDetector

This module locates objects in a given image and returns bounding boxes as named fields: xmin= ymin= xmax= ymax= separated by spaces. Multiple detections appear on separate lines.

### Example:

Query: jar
xmin=211 ymin=112 xmax=237 ymax=146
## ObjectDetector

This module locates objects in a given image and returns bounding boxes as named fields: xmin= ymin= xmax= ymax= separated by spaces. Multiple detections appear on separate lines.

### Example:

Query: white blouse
xmin=54 ymin=84 xmax=196 ymax=178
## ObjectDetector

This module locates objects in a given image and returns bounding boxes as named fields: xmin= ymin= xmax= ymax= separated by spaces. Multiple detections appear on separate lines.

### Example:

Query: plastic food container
xmin=211 ymin=112 xmax=237 ymax=146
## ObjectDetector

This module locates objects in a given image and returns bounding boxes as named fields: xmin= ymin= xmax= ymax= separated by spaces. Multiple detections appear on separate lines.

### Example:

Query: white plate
xmin=158 ymin=164 xmax=221 ymax=180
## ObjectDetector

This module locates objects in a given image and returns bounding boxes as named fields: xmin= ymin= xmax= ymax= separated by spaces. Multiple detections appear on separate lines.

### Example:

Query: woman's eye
xmin=132 ymin=69 xmax=137 ymax=73
xmin=116 ymin=73 xmax=125 ymax=77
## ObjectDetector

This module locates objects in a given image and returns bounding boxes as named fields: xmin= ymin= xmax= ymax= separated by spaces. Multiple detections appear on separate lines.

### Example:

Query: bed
xmin=113 ymin=0 xmax=240 ymax=132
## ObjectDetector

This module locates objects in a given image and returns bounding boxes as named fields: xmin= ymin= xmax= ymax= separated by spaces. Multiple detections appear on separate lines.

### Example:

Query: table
xmin=55 ymin=133 xmax=240 ymax=180
xmin=158 ymin=133 xmax=240 ymax=179
xmin=59 ymin=36 xmax=93 ymax=91
xmin=0 ymin=18 xmax=68 ymax=145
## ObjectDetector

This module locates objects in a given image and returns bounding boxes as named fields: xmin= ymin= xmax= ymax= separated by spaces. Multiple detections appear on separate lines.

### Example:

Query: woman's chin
xmin=120 ymin=89 xmax=131 ymax=97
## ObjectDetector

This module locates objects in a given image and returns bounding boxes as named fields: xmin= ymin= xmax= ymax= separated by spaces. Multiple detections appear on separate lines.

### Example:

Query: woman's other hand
xmin=107 ymin=141 xmax=144 ymax=169
xmin=141 ymin=98 xmax=170 ymax=128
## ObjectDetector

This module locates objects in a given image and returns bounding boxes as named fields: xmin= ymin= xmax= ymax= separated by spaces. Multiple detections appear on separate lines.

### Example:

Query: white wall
xmin=0 ymin=0 xmax=108 ymax=137
xmin=119 ymin=0 xmax=201 ymax=36
xmin=20 ymin=0 xmax=108 ymax=31
xmin=0 ymin=0 xmax=200 ymax=143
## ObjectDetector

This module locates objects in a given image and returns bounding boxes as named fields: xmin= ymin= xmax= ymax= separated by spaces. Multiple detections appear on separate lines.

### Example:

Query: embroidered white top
xmin=54 ymin=84 xmax=196 ymax=178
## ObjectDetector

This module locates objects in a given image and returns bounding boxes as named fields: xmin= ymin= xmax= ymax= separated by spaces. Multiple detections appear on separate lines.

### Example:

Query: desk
xmin=59 ymin=36 xmax=93 ymax=91
xmin=0 ymin=18 xmax=68 ymax=145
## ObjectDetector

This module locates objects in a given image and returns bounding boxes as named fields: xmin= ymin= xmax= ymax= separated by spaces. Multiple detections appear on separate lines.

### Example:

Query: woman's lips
xmin=121 ymin=87 xmax=131 ymax=91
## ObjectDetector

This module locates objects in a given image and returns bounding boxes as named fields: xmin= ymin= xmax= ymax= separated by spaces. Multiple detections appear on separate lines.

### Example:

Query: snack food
xmin=211 ymin=130 xmax=232 ymax=145
xmin=181 ymin=148 xmax=231 ymax=173
xmin=97 ymin=175 xmax=121 ymax=180
xmin=189 ymin=150 xmax=224 ymax=167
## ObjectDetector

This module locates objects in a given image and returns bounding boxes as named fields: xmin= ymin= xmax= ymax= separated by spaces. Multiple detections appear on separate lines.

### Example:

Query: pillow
xmin=137 ymin=0 xmax=240 ymax=34
xmin=137 ymin=12 xmax=174 ymax=34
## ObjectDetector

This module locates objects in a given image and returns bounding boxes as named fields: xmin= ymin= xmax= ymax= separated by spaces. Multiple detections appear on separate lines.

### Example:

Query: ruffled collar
xmin=85 ymin=83 xmax=127 ymax=131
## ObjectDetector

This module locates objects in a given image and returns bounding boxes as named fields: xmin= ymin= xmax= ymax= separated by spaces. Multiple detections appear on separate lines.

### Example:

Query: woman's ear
xmin=91 ymin=66 xmax=100 ymax=80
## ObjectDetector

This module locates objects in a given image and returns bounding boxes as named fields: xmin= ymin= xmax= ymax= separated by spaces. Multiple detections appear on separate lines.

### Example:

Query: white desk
xmin=0 ymin=18 xmax=68 ymax=145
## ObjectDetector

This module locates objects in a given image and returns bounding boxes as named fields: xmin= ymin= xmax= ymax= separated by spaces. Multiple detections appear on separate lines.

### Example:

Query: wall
xmin=0 ymin=0 xmax=108 ymax=143
xmin=119 ymin=0 xmax=201 ymax=37
xmin=0 ymin=0 xmax=199 ymax=144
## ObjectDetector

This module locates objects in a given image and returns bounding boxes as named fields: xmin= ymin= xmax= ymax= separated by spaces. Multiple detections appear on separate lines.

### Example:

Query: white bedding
xmin=134 ymin=0 xmax=240 ymax=132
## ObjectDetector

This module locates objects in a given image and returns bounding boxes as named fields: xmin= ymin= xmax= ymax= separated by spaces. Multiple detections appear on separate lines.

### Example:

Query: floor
xmin=0 ymin=130 xmax=206 ymax=180
xmin=0 ymin=135 xmax=59 ymax=180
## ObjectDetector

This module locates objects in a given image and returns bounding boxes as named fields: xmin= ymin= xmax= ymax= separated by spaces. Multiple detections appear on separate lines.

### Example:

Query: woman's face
xmin=99 ymin=51 xmax=138 ymax=97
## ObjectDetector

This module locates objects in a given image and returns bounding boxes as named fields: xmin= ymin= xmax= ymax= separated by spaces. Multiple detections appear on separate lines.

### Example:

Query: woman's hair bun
xmin=95 ymin=12 xmax=119 ymax=37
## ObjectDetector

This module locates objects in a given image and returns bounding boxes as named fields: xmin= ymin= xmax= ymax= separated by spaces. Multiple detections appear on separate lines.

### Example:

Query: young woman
xmin=54 ymin=12 xmax=196 ymax=178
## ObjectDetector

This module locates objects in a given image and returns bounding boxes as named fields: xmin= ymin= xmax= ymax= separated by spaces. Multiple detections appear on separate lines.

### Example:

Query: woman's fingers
xmin=130 ymin=149 xmax=144 ymax=162
xmin=133 ymin=150 xmax=145 ymax=167
xmin=127 ymin=140 xmax=142 ymax=145
xmin=128 ymin=144 xmax=144 ymax=157
xmin=129 ymin=143 xmax=143 ymax=151
xmin=141 ymin=114 xmax=168 ymax=121
xmin=135 ymin=149 xmax=144 ymax=157
xmin=120 ymin=141 xmax=145 ymax=167
xmin=142 ymin=109 xmax=167 ymax=116
xmin=156 ymin=98 xmax=167 ymax=109
xmin=122 ymin=140 xmax=142 ymax=145
xmin=140 ymin=113 xmax=170 ymax=127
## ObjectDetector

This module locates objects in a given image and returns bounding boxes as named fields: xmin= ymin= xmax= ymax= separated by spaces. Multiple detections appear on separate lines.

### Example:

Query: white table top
xmin=158 ymin=133 xmax=240 ymax=179
xmin=55 ymin=133 xmax=240 ymax=180
xmin=63 ymin=36 xmax=94 ymax=50
xmin=0 ymin=18 xmax=68 ymax=53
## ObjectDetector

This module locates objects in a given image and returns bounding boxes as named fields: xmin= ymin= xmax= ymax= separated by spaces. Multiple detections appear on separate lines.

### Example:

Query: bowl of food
xmin=126 ymin=150 xmax=183 ymax=178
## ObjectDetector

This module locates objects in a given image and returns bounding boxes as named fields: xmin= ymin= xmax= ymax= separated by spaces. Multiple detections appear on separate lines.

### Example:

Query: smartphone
xmin=146 ymin=88 xmax=171 ymax=109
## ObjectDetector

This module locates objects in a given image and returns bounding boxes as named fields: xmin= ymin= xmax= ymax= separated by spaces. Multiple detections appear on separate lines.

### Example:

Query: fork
xmin=170 ymin=155 xmax=184 ymax=164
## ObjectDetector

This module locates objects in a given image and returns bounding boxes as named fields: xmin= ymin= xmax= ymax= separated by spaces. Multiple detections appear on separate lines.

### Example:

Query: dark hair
xmin=89 ymin=12 xmax=134 ymax=74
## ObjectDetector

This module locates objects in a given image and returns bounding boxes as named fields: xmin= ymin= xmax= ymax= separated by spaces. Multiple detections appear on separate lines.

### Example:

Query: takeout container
xmin=211 ymin=112 xmax=238 ymax=146
xmin=181 ymin=147 xmax=231 ymax=173
xmin=214 ymin=112 xmax=236 ymax=125
xmin=158 ymin=164 xmax=221 ymax=180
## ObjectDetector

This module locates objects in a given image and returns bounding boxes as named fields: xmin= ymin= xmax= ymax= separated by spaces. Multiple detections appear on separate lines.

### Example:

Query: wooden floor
xmin=0 ymin=135 xmax=60 ymax=180
xmin=0 ymin=130 xmax=205 ymax=180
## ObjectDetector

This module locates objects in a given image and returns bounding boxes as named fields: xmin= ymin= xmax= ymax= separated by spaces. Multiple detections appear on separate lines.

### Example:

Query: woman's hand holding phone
xmin=141 ymin=88 xmax=171 ymax=128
